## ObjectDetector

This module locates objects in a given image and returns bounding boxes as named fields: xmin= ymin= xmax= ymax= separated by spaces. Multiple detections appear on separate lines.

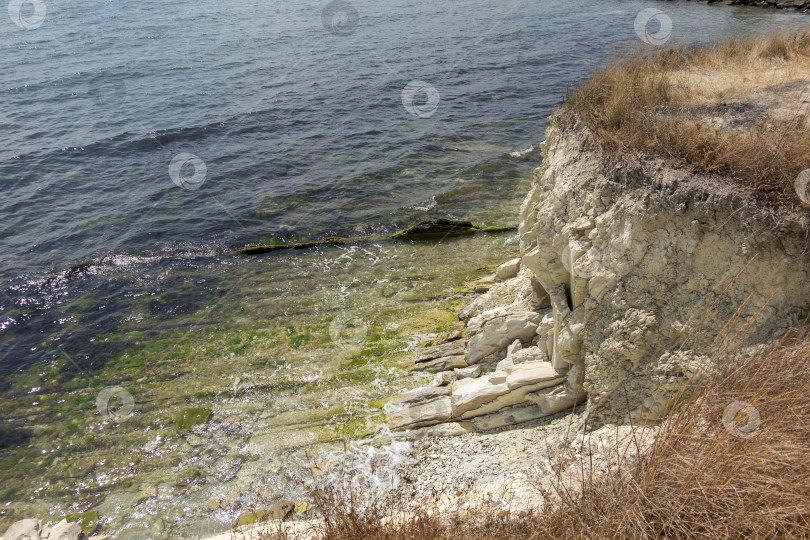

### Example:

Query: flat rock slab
xmin=451 ymin=376 xmax=510 ymax=416
xmin=389 ymin=396 xmax=453 ymax=431
xmin=505 ymin=360 xmax=565 ymax=390
xmin=411 ymin=354 xmax=467 ymax=373
xmin=407 ymin=341 xmax=466 ymax=364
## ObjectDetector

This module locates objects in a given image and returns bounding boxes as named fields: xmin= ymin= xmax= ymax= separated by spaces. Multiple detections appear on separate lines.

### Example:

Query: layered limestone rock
xmin=390 ymin=110 xmax=810 ymax=436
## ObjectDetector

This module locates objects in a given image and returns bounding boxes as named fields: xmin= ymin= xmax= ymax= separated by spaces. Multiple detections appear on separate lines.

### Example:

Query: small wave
xmin=407 ymin=195 xmax=437 ymax=212
xmin=509 ymin=145 xmax=535 ymax=158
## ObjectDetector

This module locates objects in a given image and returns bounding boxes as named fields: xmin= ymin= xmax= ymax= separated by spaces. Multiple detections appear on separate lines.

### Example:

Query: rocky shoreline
xmin=386 ymin=108 xmax=810 ymax=445
xmin=670 ymin=0 xmax=810 ymax=10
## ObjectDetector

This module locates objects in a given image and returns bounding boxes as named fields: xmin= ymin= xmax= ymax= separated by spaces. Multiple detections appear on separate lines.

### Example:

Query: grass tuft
xmin=566 ymin=28 xmax=810 ymax=206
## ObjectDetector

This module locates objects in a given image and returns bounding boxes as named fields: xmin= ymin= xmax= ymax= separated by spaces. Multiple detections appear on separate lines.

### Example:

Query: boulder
xmin=453 ymin=365 xmax=481 ymax=380
xmin=495 ymin=258 xmax=521 ymax=281
xmin=458 ymin=274 xmax=535 ymax=322
xmin=435 ymin=371 xmax=456 ymax=386
xmin=506 ymin=339 xmax=522 ymax=355
xmin=45 ymin=520 xmax=81 ymax=540
xmin=465 ymin=312 xmax=543 ymax=365
xmin=3 ymin=519 xmax=40 ymax=540
xmin=526 ymin=385 xmax=587 ymax=415
xmin=495 ymin=357 xmax=514 ymax=371
xmin=506 ymin=346 xmax=549 ymax=368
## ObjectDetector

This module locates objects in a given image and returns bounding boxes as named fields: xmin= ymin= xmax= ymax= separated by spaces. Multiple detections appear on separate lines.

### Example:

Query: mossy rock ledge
xmin=391 ymin=219 xmax=516 ymax=240
xmin=236 ymin=237 xmax=346 ymax=255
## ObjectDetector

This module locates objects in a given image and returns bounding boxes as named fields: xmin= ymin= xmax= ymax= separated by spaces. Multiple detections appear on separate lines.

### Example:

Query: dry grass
xmin=565 ymin=28 xmax=810 ymax=206
xmin=253 ymin=326 xmax=810 ymax=539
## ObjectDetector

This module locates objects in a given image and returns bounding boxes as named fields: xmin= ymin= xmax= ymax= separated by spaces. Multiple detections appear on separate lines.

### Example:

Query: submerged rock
xmin=390 ymin=219 xmax=479 ymax=240
xmin=235 ymin=237 xmax=345 ymax=255
xmin=176 ymin=407 xmax=212 ymax=431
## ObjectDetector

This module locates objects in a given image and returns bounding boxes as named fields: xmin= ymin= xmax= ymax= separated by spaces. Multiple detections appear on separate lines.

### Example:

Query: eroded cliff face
xmin=389 ymin=111 xmax=810 ymax=435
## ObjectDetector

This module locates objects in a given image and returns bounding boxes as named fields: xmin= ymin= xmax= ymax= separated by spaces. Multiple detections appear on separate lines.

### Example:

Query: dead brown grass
xmin=257 ymin=326 xmax=810 ymax=539
xmin=565 ymin=28 xmax=810 ymax=207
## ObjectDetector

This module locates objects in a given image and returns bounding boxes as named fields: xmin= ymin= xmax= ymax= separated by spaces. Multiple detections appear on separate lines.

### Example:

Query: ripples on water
xmin=1 ymin=0 xmax=808 ymax=536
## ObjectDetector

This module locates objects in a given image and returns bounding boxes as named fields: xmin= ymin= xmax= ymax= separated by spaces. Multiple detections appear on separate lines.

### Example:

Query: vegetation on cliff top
xmin=566 ymin=27 xmax=810 ymax=207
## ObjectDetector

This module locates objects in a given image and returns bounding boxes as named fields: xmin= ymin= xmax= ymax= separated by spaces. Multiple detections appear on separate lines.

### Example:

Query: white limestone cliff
xmin=391 ymin=110 xmax=810 ymax=435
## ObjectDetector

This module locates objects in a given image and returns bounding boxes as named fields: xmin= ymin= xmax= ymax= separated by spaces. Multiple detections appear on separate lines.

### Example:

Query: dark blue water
xmin=1 ymin=0 xmax=809 ymax=535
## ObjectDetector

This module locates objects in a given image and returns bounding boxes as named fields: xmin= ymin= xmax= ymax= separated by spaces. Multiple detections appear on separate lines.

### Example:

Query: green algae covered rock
xmin=176 ymin=407 xmax=212 ymax=431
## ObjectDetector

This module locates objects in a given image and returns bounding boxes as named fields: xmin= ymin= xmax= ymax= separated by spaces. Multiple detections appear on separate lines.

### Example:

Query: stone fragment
xmin=269 ymin=500 xmax=295 ymax=521
xmin=526 ymin=385 xmax=587 ymax=415
xmin=465 ymin=312 xmax=543 ymax=365
xmin=435 ymin=371 xmax=456 ymax=386
xmin=509 ymin=346 xmax=549 ymax=365
xmin=495 ymin=357 xmax=514 ymax=372
xmin=400 ymin=385 xmax=452 ymax=405
xmin=453 ymin=365 xmax=481 ymax=380
xmin=458 ymin=275 xmax=530 ymax=322
xmin=450 ymin=376 xmax=510 ymax=416
xmin=506 ymin=339 xmax=522 ymax=355
xmin=407 ymin=341 xmax=466 ymax=364
xmin=392 ymin=421 xmax=474 ymax=441
xmin=505 ymin=361 xmax=566 ymax=390
xmin=411 ymin=354 xmax=467 ymax=373
xmin=47 ymin=520 xmax=81 ymax=540
xmin=495 ymin=258 xmax=521 ymax=281
xmin=457 ymin=380 xmax=566 ymax=420
xmin=469 ymin=404 xmax=548 ymax=431
xmin=389 ymin=396 xmax=453 ymax=430
xmin=3 ymin=519 xmax=40 ymax=540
